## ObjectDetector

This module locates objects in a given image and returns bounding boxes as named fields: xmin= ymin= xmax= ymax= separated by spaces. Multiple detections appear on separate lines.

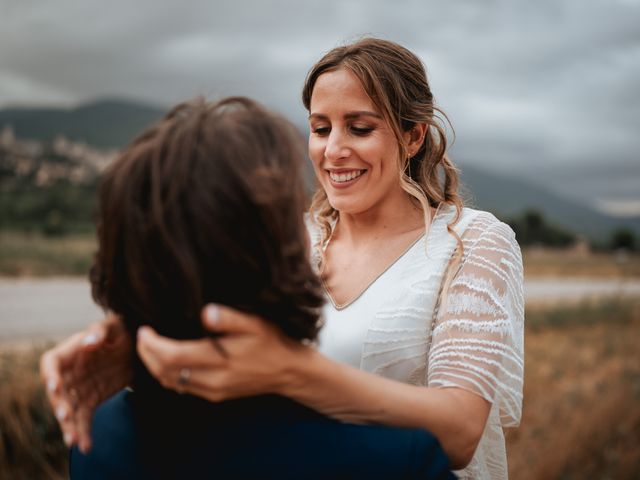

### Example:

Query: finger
xmin=202 ymin=304 xmax=263 ymax=335
xmin=41 ymin=341 xmax=82 ymax=444
xmin=137 ymin=327 xmax=225 ymax=381
xmin=41 ymin=331 xmax=86 ymax=380
xmin=40 ymin=348 xmax=64 ymax=397
xmin=102 ymin=313 xmax=130 ymax=344
xmin=75 ymin=404 xmax=94 ymax=453
xmin=54 ymin=384 xmax=84 ymax=442
xmin=78 ymin=323 xmax=108 ymax=352
xmin=172 ymin=368 xmax=230 ymax=402
xmin=136 ymin=327 xmax=165 ymax=380
xmin=52 ymin=394 xmax=79 ymax=447
xmin=70 ymin=370 xmax=102 ymax=454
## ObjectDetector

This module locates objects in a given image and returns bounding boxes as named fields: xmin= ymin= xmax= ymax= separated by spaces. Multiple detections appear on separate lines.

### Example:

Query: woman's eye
xmin=312 ymin=126 xmax=330 ymax=135
xmin=351 ymin=126 xmax=374 ymax=135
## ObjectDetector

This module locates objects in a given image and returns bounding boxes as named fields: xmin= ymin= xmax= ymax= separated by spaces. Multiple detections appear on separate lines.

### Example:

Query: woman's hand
xmin=136 ymin=305 xmax=310 ymax=402
xmin=40 ymin=314 xmax=134 ymax=453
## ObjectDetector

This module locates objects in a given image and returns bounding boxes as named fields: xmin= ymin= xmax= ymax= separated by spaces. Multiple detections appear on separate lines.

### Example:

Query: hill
xmin=1 ymin=98 xmax=637 ymax=242
xmin=0 ymin=99 xmax=166 ymax=149
xmin=459 ymin=163 xmax=640 ymax=242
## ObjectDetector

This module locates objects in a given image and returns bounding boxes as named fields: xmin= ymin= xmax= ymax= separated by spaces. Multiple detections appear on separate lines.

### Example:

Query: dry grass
xmin=2 ymin=230 xmax=639 ymax=280
xmin=1 ymin=301 xmax=638 ymax=479
xmin=506 ymin=300 xmax=640 ymax=479
xmin=0 ymin=343 xmax=67 ymax=480
xmin=0 ymin=231 xmax=95 ymax=277
xmin=523 ymin=248 xmax=640 ymax=278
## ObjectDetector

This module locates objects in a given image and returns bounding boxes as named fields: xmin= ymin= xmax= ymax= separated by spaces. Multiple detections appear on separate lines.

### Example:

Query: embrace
xmin=42 ymin=37 xmax=524 ymax=480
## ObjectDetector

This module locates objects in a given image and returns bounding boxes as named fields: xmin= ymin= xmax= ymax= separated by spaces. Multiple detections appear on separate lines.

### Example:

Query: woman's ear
xmin=403 ymin=123 xmax=428 ymax=156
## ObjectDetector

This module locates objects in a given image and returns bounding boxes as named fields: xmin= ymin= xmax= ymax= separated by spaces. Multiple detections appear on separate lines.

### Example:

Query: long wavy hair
xmin=302 ymin=37 xmax=464 ymax=269
xmin=90 ymin=97 xmax=324 ymax=347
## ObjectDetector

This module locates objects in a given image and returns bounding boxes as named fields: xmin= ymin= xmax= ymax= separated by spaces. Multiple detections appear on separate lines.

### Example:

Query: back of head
xmin=91 ymin=97 xmax=324 ymax=350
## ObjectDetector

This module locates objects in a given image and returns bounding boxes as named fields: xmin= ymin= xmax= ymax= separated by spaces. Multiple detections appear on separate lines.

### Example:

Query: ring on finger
xmin=176 ymin=368 xmax=190 ymax=393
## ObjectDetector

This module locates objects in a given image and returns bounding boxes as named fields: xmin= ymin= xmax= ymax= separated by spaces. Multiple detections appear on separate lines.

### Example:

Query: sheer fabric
xmin=311 ymin=206 xmax=524 ymax=479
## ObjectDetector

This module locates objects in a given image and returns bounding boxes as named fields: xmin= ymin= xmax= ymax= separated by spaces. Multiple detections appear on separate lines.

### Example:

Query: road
xmin=1 ymin=277 xmax=640 ymax=343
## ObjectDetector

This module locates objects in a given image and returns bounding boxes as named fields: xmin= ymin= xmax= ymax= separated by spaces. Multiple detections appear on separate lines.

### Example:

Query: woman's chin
xmin=327 ymin=199 xmax=365 ymax=216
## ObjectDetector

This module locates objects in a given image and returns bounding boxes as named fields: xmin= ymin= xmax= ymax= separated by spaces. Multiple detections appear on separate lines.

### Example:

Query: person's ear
xmin=403 ymin=123 xmax=428 ymax=157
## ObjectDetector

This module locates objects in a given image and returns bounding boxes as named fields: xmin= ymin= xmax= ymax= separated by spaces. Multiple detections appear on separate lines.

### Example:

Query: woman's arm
xmin=137 ymin=305 xmax=489 ymax=469
xmin=40 ymin=314 xmax=134 ymax=452
xmin=285 ymin=348 xmax=490 ymax=469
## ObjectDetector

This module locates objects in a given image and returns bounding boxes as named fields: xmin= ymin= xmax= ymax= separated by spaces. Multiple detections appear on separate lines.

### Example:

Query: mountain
xmin=0 ymin=99 xmax=167 ymax=149
xmin=459 ymin=163 xmax=640 ymax=241
xmin=1 ymin=98 xmax=637 ymax=241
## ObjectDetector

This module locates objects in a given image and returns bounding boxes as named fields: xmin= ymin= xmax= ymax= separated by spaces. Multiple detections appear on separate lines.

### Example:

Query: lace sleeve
xmin=427 ymin=214 xmax=524 ymax=427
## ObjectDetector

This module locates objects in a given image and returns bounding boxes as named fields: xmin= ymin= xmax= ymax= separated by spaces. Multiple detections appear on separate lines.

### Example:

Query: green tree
xmin=610 ymin=228 xmax=636 ymax=251
xmin=507 ymin=209 xmax=576 ymax=247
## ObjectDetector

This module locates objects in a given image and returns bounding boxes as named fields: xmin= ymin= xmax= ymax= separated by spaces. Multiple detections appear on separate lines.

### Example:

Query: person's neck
xmin=335 ymin=193 xmax=425 ymax=248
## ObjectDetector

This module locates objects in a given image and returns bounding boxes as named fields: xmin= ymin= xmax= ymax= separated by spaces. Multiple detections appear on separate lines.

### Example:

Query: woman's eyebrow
xmin=344 ymin=111 xmax=382 ymax=120
xmin=308 ymin=111 xmax=383 ymax=120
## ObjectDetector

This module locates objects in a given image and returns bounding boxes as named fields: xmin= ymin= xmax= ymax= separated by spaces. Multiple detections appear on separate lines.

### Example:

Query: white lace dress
xmin=310 ymin=205 xmax=524 ymax=480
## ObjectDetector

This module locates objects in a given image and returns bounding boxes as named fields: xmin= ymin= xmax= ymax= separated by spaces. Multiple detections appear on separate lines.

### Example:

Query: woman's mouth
xmin=327 ymin=169 xmax=366 ymax=184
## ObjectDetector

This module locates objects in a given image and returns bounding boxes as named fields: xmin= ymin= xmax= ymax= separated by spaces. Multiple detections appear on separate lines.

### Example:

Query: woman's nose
xmin=324 ymin=130 xmax=349 ymax=162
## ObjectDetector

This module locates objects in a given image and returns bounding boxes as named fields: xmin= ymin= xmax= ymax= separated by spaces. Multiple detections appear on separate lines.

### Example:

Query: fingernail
xmin=137 ymin=326 xmax=151 ymax=341
xmin=47 ymin=379 xmax=58 ymax=393
xmin=63 ymin=432 xmax=73 ymax=447
xmin=55 ymin=405 xmax=68 ymax=421
xmin=205 ymin=305 xmax=220 ymax=326
xmin=81 ymin=333 xmax=99 ymax=345
xmin=80 ymin=439 xmax=91 ymax=454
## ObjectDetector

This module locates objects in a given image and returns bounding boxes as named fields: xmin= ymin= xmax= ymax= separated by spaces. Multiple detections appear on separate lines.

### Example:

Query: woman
xmin=43 ymin=38 xmax=523 ymax=479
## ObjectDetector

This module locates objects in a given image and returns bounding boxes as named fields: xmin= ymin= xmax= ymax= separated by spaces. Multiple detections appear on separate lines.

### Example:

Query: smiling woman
xmin=42 ymin=37 xmax=524 ymax=480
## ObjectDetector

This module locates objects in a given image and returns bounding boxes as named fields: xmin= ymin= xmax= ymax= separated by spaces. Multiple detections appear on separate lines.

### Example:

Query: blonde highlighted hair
xmin=302 ymin=37 xmax=464 ymax=282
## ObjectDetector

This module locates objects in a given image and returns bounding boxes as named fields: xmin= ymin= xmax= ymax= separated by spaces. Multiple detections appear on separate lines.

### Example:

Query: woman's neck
xmin=335 ymin=192 xmax=425 ymax=246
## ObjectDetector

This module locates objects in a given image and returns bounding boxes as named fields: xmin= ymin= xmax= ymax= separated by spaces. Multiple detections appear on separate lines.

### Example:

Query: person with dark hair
xmin=63 ymin=96 xmax=454 ymax=479
xmin=90 ymin=96 xmax=323 ymax=348
xmin=43 ymin=37 xmax=524 ymax=479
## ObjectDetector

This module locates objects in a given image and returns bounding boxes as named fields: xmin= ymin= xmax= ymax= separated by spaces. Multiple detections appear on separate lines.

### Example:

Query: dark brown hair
xmin=90 ymin=97 xmax=324 ymax=345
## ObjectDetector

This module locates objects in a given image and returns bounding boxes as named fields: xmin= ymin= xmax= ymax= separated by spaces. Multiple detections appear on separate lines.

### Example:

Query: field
xmin=2 ymin=231 xmax=640 ymax=279
xmin=0 ymin=232 xmax=96 ymax=277
xmin=523 ymin=248 xmax=640 ymax=279
xmin=1 ymin=233 xmax=638 ymax=478
xmin=0 ymin=341 xmax=68 ymax=480
xmin=507 ymin=300 xmax=640 ymax=479
xmin=1 ymin=299 xmax=639 ymax=479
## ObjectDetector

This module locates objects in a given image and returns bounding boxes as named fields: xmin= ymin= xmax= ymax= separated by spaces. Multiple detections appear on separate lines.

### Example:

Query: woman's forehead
xmin=309 ymin=69 xmax=379 ymax=114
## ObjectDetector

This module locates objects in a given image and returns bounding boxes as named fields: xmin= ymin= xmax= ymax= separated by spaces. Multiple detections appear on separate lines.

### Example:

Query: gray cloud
xmin=1 ymin=0 xmax=638 ymax=214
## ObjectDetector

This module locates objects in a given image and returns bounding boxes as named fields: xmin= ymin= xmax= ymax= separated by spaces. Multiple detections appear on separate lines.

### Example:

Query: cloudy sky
xmin=1 ymin=0 xmax=638 ymax=215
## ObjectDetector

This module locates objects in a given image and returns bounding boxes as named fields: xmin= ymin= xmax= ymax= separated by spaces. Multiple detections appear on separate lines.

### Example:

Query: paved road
xmin=524 ymin=277 xmax=640 ymax=304
xmin=0 ymin=278 xmax=101 ymax=343
xmin=1 ymin=277 xmax=640 ymax=343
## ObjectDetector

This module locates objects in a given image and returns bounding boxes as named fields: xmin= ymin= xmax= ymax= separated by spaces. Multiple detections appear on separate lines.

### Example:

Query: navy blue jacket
xmin=71 ymin=389 xmax=454 ymax=479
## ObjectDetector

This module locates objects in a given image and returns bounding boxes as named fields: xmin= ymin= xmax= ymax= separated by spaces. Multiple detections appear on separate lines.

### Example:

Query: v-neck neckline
xmin=321 ymin=205 xmax=446 ymax=311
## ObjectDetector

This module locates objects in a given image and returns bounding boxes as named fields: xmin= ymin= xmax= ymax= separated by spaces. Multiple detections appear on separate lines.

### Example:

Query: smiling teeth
xmin=329 ymin=170 xmax=364 ymax=183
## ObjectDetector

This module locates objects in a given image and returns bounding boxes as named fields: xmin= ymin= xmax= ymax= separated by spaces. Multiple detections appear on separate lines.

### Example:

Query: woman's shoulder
xmin=453 ymin=206 xmax=517 ymax=245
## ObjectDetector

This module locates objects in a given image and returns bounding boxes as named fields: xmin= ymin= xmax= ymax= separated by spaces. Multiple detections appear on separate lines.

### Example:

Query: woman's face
xmin=308 ymin=68 xmax=404 ymax=216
